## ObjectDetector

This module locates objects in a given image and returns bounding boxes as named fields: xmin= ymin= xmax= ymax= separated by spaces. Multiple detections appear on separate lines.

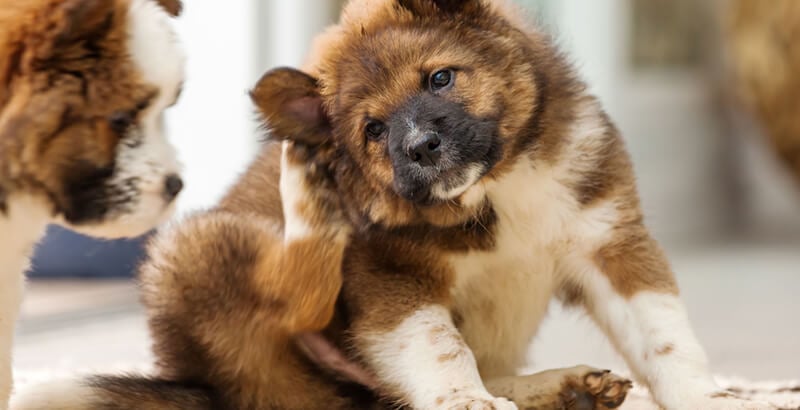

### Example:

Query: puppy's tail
xmin=10 ymin=374 xmax=214 ymax=410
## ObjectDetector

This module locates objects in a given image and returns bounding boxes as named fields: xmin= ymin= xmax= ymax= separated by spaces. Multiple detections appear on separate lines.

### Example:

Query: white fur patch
xmin=362 ymin=306 xmax=504 ymax=408
xmin=10 ymin=377 xmax=97 ymax=410
xmin=0 ymin=196 xmax=52 ymax=410
xmin=127 ymin=0 xmax=185 ymax=111
xmin=279 ymin=142 xmax=313 ymax=242
xmin=431 ymin=164 xmax=485 ymax=201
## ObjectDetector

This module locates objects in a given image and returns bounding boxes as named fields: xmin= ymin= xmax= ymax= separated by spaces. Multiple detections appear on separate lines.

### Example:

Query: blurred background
xmin=15 ymin=0 xmax=799 ymax=382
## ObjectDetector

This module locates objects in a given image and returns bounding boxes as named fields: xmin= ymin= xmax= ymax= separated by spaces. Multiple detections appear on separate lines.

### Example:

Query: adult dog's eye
xmin=429 ymin=69 xmax=454 ymax=91
xmin=108 ymin=111 xmax=135 ymax=134
xmin=365 ymin=120 xmax=387 ymax=141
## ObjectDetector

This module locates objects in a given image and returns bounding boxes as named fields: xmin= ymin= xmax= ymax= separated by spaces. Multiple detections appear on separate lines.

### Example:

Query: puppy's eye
xmin=108 ymin=111 xmax=135 ymax=134
xmin=429 ymin=69 xmax=454 ymax=91
xmin=365 ymin=120 xmax=386 ymax=141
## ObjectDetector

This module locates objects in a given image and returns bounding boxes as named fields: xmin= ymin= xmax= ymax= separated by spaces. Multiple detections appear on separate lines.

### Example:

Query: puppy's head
xmin=297 ymin=0 xmax=542 ymax=226
xmin=0 ymin=0 xmax=185 ymax=238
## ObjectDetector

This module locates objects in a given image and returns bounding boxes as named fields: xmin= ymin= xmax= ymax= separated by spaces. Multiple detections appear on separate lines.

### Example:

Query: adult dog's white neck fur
xmin=0 ymin=195 xmax=52 ymax=277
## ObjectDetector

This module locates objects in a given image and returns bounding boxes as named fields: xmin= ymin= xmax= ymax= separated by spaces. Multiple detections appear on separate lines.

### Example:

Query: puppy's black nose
xmin=409 ymin=132 xmax=441 ymax=167
xmin=164 ymin=174 xmax=183 ymax=199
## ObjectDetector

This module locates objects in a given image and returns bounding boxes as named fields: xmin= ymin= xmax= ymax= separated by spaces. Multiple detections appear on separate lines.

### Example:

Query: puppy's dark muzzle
xmin=407 ymin=132 xmax=441 ymax=167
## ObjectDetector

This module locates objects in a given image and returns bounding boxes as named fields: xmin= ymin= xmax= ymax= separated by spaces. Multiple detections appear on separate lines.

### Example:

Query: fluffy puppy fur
xmin=0 ymin=0 xmax=184 ymax=408
xmin=12 ymin=0 xmax=777 ymax=409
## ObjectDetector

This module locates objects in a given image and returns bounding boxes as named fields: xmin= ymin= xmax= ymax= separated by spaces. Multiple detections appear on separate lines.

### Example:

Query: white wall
xmin=165 ymin=1 xmax=261 ymax=215
xmin=256 ymin=1 xmax=341 ymax=70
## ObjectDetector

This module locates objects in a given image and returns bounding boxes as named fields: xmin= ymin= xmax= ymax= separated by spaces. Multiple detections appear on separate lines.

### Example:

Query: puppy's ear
xmin=250 ymin=68 xmax=330 ymax=146
xmin=398 ymin=0 xmax=483 ymax=17
xmin=153 ymin=0 xmax=183 ymax=17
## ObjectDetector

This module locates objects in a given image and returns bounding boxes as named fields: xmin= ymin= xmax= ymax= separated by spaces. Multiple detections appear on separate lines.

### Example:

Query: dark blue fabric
xmin=27 ymin=225 xmax=152 ymax=278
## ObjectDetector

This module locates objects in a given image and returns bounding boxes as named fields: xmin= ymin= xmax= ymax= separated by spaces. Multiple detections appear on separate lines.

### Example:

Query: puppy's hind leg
xmin=485 ymin=366 xmax=632 ymax=410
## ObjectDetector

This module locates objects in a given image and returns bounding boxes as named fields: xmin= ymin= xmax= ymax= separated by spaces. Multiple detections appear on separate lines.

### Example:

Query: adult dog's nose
xmin=408 ymin=132 xmax=441 ymax=167
xmin=163 ymin=174 xmax=184 ymax=200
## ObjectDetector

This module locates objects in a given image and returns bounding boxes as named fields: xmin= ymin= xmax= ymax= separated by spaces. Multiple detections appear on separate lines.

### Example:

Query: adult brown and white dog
xmin=0 ymin=0 xmax=184 ymax=408
xmin=11 ymin=0 xmax=774 ymax=409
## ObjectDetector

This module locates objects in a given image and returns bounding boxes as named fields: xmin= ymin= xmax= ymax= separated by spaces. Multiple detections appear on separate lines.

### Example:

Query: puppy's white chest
xmin=447 ymin=164 xmax=575 ymax=378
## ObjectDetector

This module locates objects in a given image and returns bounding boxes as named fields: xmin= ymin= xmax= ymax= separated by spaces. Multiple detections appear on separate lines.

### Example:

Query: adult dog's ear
xmin=250 ymin=67 xmax=331 ymax=146
xmin=52 ymin=0 xmax=118 ymax=51
xmin=1 ymin=0 xmax=114 ymax=122
xmin=153 ymin=0 xmax=183 ymax=17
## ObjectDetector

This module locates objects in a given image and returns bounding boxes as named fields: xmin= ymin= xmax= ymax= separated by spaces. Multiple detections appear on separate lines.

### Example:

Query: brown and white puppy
xmin=289 ymin=1 xmax=771 ymax=408
xmin=0 ymin=0 xmax=184 ymax=408
xmin=11 ymin=0 xmax=774 ymax=409
xmin=269 ymin=1 xmax=772 ymax=408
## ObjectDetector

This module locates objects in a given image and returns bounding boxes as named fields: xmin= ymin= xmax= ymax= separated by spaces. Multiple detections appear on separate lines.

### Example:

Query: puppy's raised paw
xmin=279 ymin=140 xmax=349 ymax=241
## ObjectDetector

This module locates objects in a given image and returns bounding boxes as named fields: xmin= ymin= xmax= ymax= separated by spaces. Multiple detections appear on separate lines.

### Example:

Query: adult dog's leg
xmin=0 ymin=269 xmax=22 ymax=410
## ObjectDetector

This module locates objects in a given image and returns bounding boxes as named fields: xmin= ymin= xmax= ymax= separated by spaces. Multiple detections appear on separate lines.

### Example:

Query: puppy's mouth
xmin=394 ymin=163 xmax=487 ymax=207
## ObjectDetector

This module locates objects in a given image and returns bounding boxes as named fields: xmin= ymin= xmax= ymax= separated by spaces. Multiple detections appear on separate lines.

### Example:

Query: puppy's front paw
xmin=437 ymin=392 xmax=518 ymax=410
xmin=559 ymin=366 xmax=632 ymax=410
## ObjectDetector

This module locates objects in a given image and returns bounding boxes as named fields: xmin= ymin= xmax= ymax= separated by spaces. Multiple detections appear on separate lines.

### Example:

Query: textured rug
xmin=622 ymin=376 xmax=800 ymax=410
xmin=13 ymin=366 xmax=800 ymax=409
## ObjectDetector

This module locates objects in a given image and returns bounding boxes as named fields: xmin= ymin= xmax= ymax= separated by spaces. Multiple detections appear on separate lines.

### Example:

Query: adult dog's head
xmin=0 ymin=0 xmax=185 ymax=238
xmin=256 ymin=0 xmax=561 ymax=228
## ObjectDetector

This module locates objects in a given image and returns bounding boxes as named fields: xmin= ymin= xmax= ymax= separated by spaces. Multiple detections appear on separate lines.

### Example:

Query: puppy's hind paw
xmin=572 ymin=366 xmax=633 ymax=410
xmin=564 ymin=367 xmax=632 ymax=410
xmin=485 ymin=365 xmax=631 ymax=410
